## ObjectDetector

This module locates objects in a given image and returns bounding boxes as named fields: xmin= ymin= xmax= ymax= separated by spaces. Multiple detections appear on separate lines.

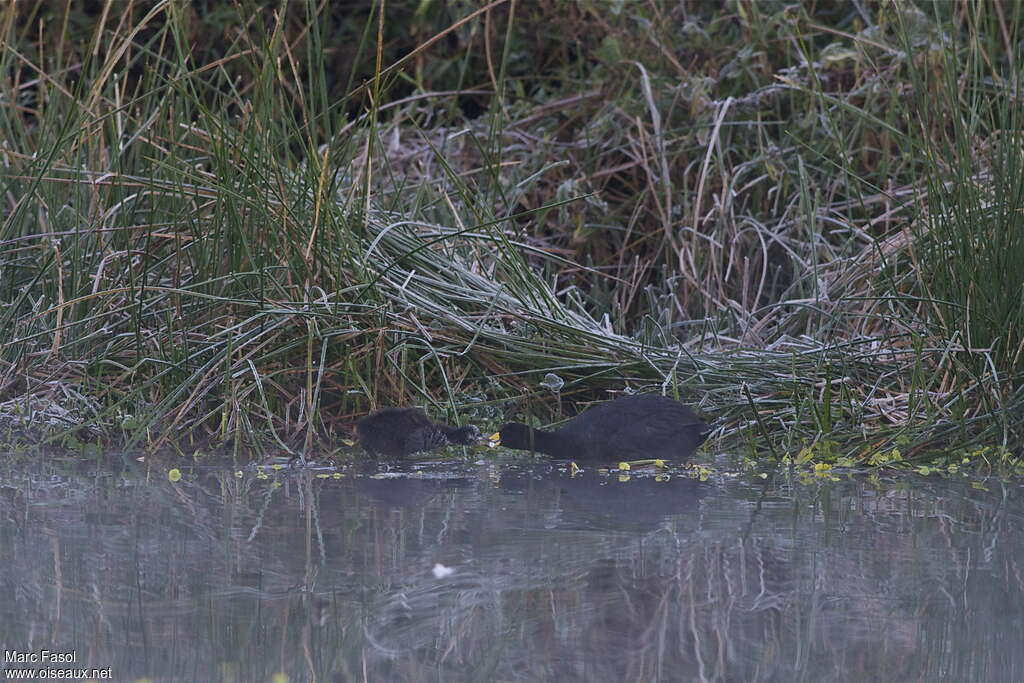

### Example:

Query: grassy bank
xmin=1 ymin=0 xmax=1022 ymax=467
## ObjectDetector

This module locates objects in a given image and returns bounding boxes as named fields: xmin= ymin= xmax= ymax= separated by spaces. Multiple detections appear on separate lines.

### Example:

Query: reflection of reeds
xmin=1 ymin=3 xmax=1023 ymax=461
xmin=1 ymin=462 xmax=1023 ymax=680
xmin=357 ymin=473 xmax=1024 ymax=681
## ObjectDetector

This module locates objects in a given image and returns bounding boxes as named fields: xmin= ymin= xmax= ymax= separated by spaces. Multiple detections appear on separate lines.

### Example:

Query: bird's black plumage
xmin=356 ymin=408 xmax=481 ymax=457
xmin=495 ymin=395 xmax=709 ymax=461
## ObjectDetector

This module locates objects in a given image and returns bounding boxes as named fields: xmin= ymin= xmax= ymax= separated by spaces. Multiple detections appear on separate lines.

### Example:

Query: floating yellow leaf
xmin=168 ymin=468 xmax=181 ymax=483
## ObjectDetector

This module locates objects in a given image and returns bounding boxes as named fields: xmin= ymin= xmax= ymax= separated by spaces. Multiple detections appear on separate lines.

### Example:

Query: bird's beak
xmin=487 ymin=432 xmax=501 ymax=448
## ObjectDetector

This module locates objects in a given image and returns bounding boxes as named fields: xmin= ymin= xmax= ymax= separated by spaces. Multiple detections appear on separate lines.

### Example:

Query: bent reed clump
xmin=1 ymin=1 xmax=1022 ymax=466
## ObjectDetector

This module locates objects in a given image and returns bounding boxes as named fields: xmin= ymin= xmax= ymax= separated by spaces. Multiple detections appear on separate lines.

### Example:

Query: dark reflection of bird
xmin=355 ymin=407 xmax=482 ymax=458
xmin=492 ymin=394 xmax=710 ymax=461
xmin=498 ymin=463 xmax=709 ymax=531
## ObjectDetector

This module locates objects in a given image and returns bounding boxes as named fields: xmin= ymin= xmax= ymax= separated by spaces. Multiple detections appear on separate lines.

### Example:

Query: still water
xmin=0 ymin=453 xmax=1021 ymax=682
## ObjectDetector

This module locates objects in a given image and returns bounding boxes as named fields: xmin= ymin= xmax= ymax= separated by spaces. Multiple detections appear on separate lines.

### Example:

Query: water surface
xmin=1 ymin=454 xmax=1021 ymax=682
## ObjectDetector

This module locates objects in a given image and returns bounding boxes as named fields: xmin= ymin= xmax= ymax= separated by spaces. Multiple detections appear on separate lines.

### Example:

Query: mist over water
xmin=1 ymin=455 xmax=1021 ymax=682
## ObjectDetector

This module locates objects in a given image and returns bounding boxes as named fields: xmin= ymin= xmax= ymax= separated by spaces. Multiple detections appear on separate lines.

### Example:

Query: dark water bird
xmin=491 ymin=394 xmax=710 ymax=461
xmin=355 ymin=407 xmax=482 ymax=457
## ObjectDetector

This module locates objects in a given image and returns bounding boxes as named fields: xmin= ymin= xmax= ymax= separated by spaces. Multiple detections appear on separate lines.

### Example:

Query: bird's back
xmin=560 ymin=395 xmax=708 ymax=459
xmin=356 ymin=408 xmax=432 ymax=456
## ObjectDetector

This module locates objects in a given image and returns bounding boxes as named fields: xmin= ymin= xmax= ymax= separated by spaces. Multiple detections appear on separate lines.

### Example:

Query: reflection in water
xmin=0 ymin=455 xmax=1022 ymax=682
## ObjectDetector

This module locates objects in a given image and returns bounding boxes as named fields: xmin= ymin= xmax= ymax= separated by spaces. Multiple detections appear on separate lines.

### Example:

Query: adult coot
xmin=492 ymin=394 xmax=709 ymax=461
xmin=356 ymin=407 xmax=482 ymax=457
